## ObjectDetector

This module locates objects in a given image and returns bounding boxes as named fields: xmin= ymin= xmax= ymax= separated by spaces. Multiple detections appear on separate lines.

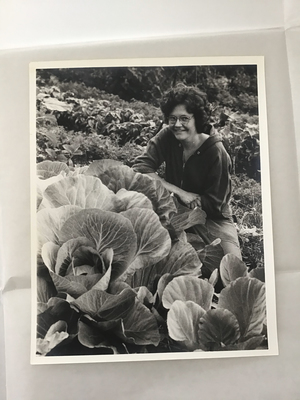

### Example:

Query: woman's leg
xmin=205 ymin=219 xmax=242 ymax=260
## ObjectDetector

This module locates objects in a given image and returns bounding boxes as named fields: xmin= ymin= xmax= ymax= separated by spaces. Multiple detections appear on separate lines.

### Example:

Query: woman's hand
xmin=177 ymin=189 xmax=202 ymax=209
xmin=145 ymin=173 xmax=202 ymax=209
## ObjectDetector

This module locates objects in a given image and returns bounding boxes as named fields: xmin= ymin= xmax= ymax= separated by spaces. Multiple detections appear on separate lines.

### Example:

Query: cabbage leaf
xmin=162 ymin=276 xmax=214 ymax=311
xmin=198 ymin=308 xmax=240 ymax=350
xmin=37 ymin=205 xmax=82 ymax=252
xmin=39 ymin=175 xmax=120 ymax=211
xmin=37 ymin=160 xmax=70 ymax=179
xmin=129 ymin=239 xmax=201 ymax=291
xmin=170 ymin=205 xmax=206 ymax=232
xmin=120 ymin=208 xmax=171 ymax=275
xmin=198 ymin=238 xmax=224 ymax=275
xmin=220 ymin=254 xmax=248 ymax=286
xmin=167 ymin=300 xmax=206 ymax=351
xmin=73 ymin=288 xmax=136 ymax=321
xmin=59 ymin=209 xmax=137 ymax=279
xmin=115 ymin=188 xmax=153 ymax=211
xmin=218 ymin=277 xmax=266 ymax=339
xmin=85 ymin=160 xmax=177 ymax=221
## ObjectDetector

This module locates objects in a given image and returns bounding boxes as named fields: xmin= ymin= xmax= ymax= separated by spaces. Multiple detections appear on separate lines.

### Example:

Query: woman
xmin=133 ymin=83 xmax=241 ymax=259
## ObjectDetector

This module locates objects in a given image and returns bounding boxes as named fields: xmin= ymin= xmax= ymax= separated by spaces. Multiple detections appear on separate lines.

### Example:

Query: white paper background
xmin=1 ymin=1 xmax=300 ymax=399
xmin=0 ymin=0 xmax=284 ymax=50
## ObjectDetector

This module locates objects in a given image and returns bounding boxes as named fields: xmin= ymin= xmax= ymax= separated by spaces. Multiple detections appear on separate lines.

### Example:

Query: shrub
xmin=231 ymin=174 xmax=263 ymax=269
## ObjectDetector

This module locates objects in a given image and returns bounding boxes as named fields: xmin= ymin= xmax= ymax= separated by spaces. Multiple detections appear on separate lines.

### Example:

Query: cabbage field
xmin=35 ymin=67 xmax=266 ymax=357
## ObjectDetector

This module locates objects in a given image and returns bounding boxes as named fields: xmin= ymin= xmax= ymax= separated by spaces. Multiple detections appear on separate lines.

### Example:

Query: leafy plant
xmin=36 ymin=160 xmax=267 ymax=356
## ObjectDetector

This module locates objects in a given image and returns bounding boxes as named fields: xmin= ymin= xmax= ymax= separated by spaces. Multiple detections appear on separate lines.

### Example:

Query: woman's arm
xmin=133 ymin=128 xmax=201 ymax=209
xmin=147 ymin=173 xmax=202 ymax=209
xmin=199 ymin=148 xmax=232 ymax=218
xmin=133 ymin=128 xmax=168 ymax=174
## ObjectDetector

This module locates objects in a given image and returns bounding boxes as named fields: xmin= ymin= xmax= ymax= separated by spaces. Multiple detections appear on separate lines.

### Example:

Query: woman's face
xmin=168 ymin=104 xmax=198 ymax=142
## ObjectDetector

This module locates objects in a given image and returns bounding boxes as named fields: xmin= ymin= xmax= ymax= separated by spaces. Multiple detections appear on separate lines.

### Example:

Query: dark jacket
xmin=133 ymin=127 xmax=232 ymax=220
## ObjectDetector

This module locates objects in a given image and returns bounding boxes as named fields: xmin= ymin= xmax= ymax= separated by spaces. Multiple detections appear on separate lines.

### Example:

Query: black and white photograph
xmin=31 ymin=57 xmax=277 ymax=363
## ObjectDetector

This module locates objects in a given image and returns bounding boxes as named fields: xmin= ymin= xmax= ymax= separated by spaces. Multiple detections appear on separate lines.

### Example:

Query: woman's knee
xmin=206 ymin=219 xmax=242 ymax=259
xmin=219 ymin=239 xmax=242 ymax=260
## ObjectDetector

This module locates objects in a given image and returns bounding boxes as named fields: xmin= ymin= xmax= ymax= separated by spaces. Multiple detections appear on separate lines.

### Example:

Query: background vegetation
xmin=36 ymin=65 xmax=263 ymax=269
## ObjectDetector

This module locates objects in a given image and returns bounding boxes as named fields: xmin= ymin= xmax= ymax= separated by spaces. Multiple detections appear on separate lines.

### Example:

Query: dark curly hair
xmin=160 ymin=83 xmax=211 ymax=134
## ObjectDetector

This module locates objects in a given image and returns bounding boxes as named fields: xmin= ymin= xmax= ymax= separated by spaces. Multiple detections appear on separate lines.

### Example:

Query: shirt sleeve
xmin=200 ymin=148 xmax=232 ymax=219
xmin=132 ymin=128 xmax=169 ymax=174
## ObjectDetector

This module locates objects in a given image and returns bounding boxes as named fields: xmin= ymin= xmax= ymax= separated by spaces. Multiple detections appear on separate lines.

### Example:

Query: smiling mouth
xmin=172 ymin=127 xmax=186 ymax=132
xmin=173 ymin=129 xmax=186 ymax=135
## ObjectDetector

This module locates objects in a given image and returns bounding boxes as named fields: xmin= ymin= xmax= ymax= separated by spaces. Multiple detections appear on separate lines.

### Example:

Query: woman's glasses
xmin=168 ymin=115 xmax=194 ymax=125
